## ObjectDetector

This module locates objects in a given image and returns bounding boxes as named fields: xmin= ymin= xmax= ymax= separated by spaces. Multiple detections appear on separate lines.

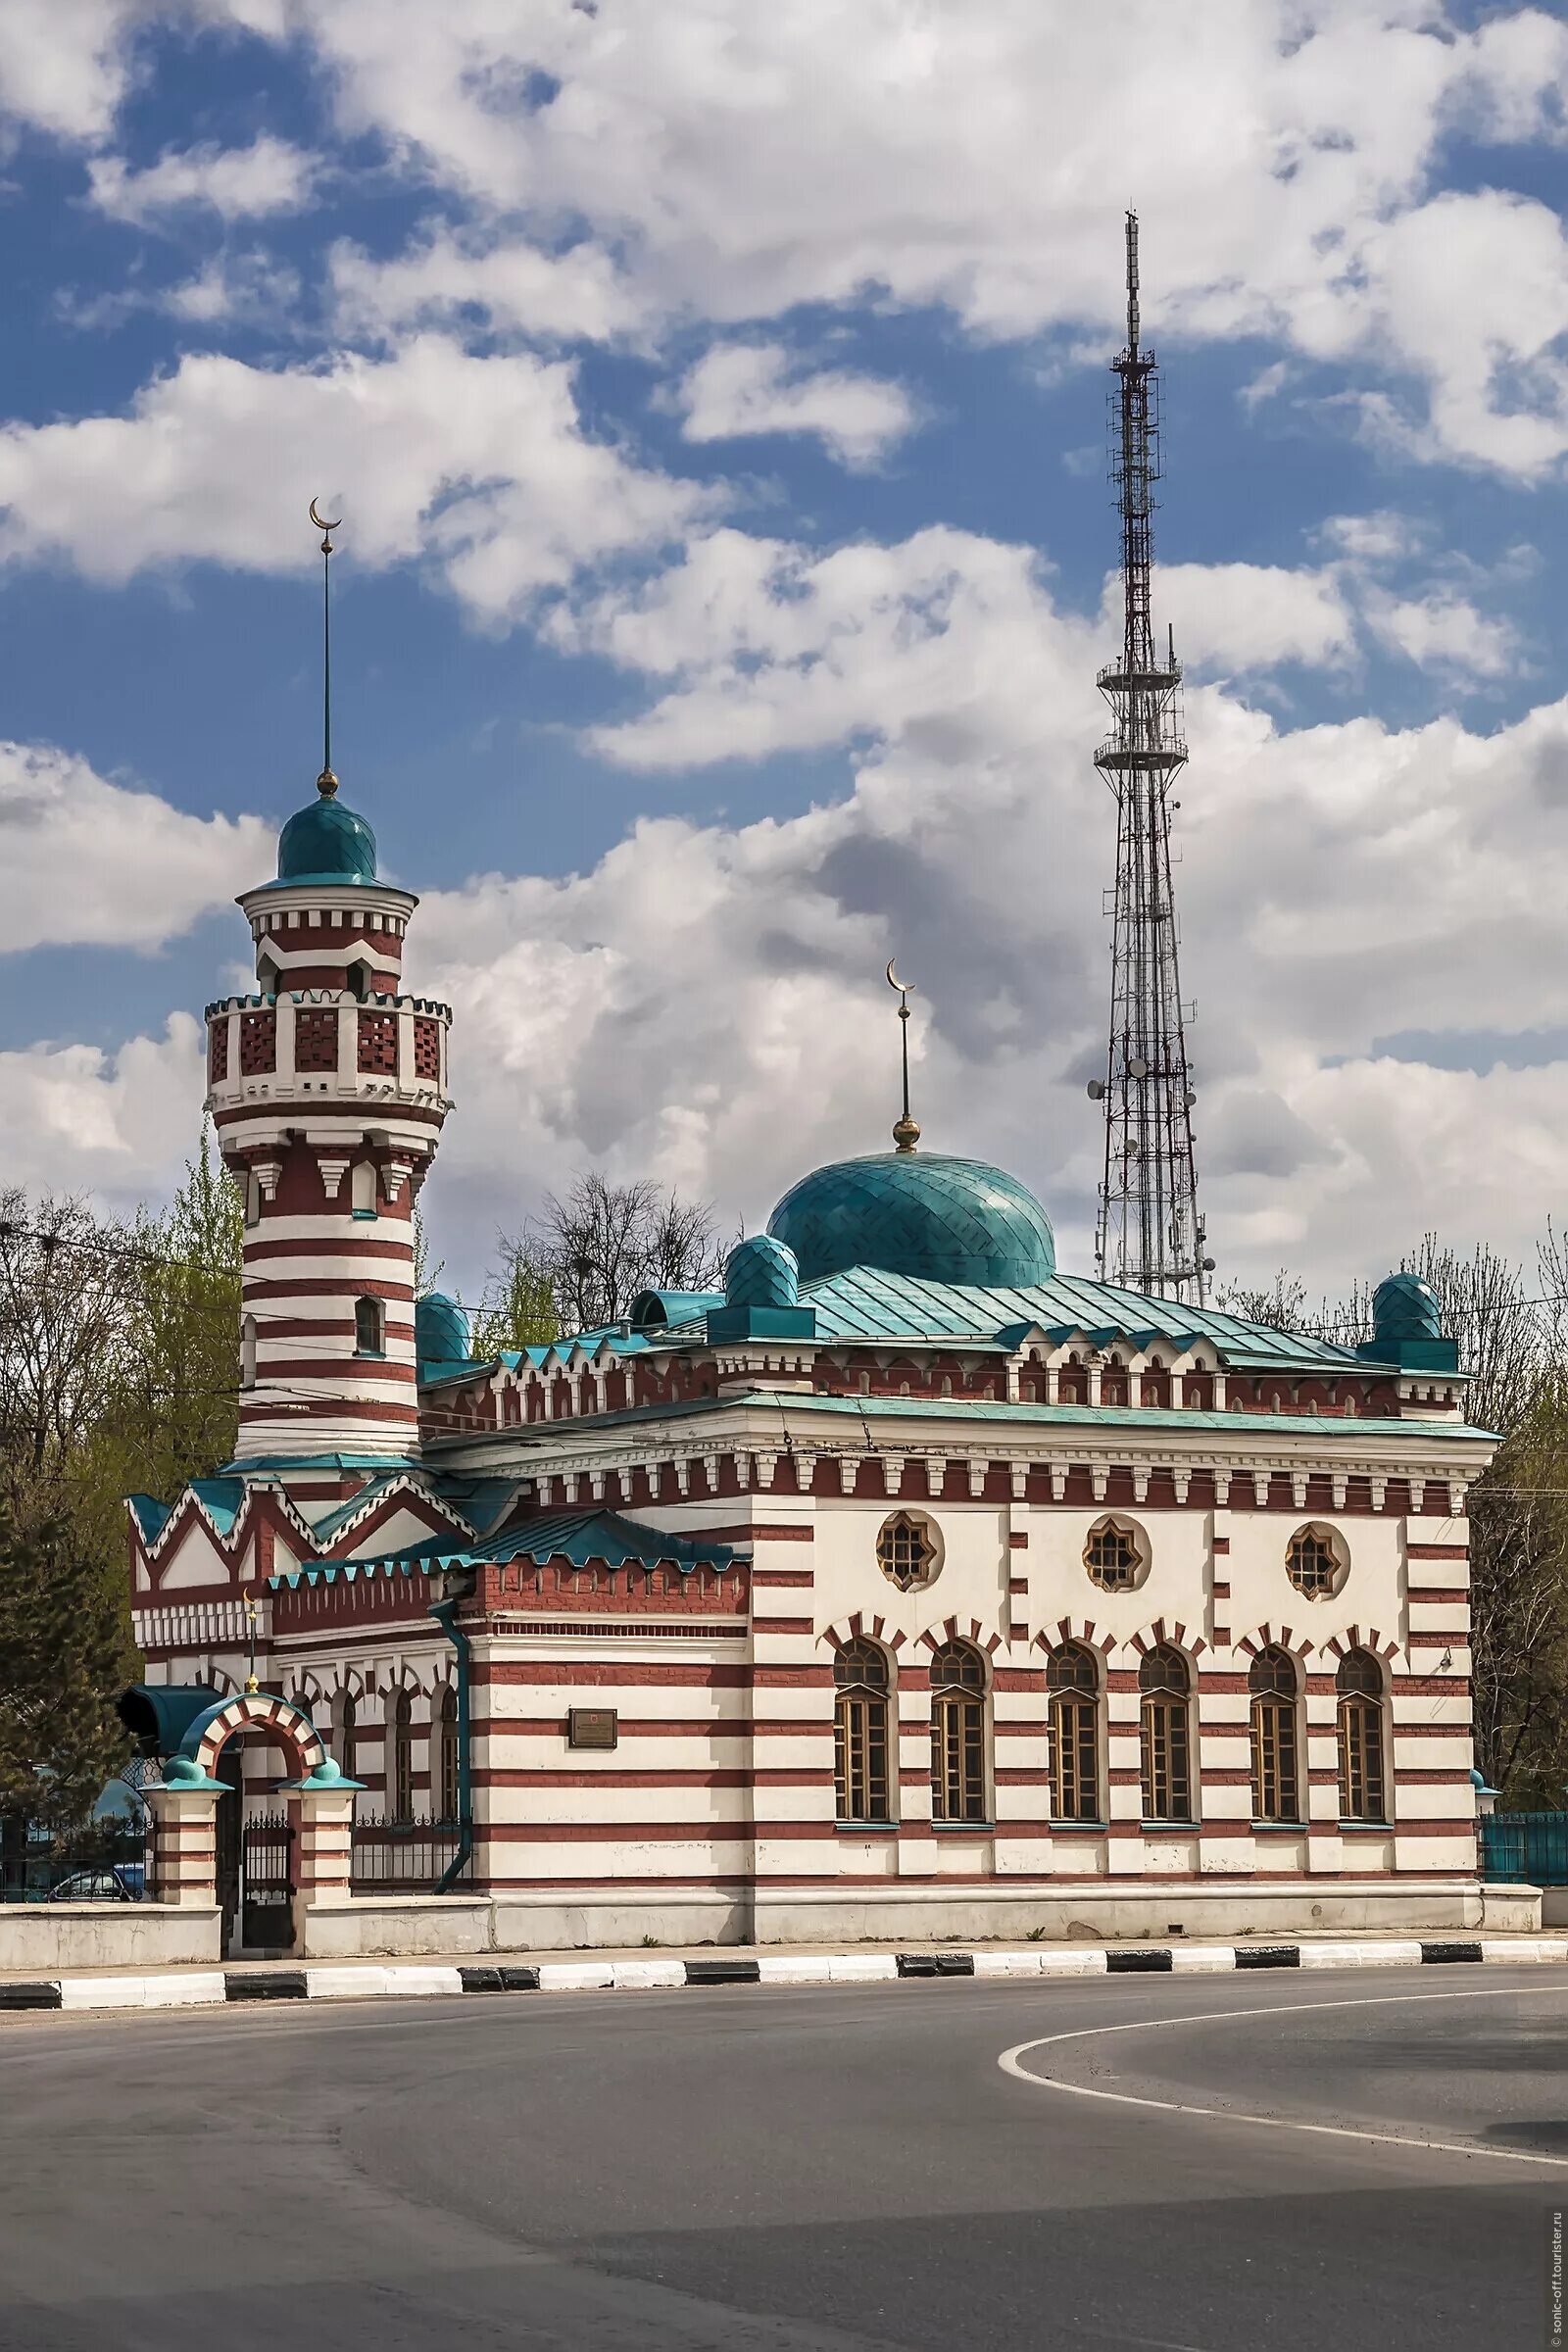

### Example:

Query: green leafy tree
xmin=0 ymin=1508 xmax=129 ymax=1884
xmin=468 ymin=1230 xmax=562 ymax=1356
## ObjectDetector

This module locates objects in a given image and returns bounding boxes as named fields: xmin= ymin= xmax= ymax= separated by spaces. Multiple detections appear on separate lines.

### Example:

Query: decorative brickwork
xmin=358 ymin=1009 xmax=399 ymax=1074
xmin=208 ymin=1019 xmax=228 ymax=1083
xmin=413 ymin=1015 xmax=441 ymax=1080
xmin=239 ymin=1008 xmax=276 ymax=1074
xmin=295 ymin=1006 xmax=339 ymax=1072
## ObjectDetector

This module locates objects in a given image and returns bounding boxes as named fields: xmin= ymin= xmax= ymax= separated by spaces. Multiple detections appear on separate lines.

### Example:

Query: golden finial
xmin=309 ymin=498 xmax=343 ymax=797
xmin=243 ymin=1590 xmax=260 ymax=1694
xmin=886 ymin=959 xmax=920 ymax=1152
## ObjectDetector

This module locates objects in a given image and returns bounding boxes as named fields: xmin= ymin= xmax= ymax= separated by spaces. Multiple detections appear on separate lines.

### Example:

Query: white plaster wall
xmin=1226 ymin=1511 xmax=1405 ymax=1649
xmin=1026 ymin=1508 xmax=1211 ymax=1643
xmin=156 ymin=1523 xmax=231 ymax=1592
xmin=810 ymin=1499 xmax=1009 ymax=1642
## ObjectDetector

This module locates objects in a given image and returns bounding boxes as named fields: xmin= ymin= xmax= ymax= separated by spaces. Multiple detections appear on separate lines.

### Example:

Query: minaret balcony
xmin=205 ymin=989 xmax=453 ymax=1115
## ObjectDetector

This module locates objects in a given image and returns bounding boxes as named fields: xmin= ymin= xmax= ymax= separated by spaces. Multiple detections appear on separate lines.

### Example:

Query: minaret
xmin=205 ymin=510 xmax=453 ymax=1466
xmin=1089 ymin=214 xmax=1211 ymax=1304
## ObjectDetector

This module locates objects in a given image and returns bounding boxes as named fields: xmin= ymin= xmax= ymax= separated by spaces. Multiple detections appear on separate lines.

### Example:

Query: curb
xmin=3 ymin=1936 xmax=1566 ymax=2014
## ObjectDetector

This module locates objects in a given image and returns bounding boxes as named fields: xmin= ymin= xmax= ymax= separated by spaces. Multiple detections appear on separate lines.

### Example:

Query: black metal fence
xmin=1 ymin=1816 xmax=154 ymax=1904
xmin=351 ymin=1813 xmax=469 ymax=1891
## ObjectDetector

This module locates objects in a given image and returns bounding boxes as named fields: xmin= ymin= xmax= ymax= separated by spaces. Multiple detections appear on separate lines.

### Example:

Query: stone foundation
xmin=0 ymin=1904 xmax=222 ymax=1973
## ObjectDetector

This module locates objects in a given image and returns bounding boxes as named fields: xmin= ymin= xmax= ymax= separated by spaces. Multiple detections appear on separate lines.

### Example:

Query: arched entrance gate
xmin=122 ymin=1687 xmax=360 ymax=1958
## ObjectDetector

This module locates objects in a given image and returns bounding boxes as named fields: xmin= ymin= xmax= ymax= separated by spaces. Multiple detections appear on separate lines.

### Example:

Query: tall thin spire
xmin=886 ymin=959 xmax=920 ymax=1152
xmin=309 ymin=496 xmax=342 ymax=799
xmin=1089 ymin=215 xmax=1211 ymax=1303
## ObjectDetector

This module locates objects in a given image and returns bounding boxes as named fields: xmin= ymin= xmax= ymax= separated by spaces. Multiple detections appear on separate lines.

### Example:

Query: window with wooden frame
xmin=436 ymin=1688 xmax=461 ymax=1825
xmin=929 ymin=1640 xmax=988 ymax=1824
xmin=1083 ymin=1515 xmax=1147 ymax=1592
xmin=1249 ymin=1646 xmax=1301 ymax=1823
xmin=1286 ymin=1523 xmax=1346 ymax=1601
xmin=1138 ymin=1643 xmax=1194 ymax=1822
xmin=354 ymin=1294 xmax=384 ymax=1355
xmin=390 ymin=1690 xmax=414 ymax=1823
xmin=1047 ymin=1643 xmax=1101 ymax=1822
xmin=876 ymin=1509 xmax=941 ymax=1592
xmin=833 ymin=1639 xmax=892 ymax=1824
xmin=1336 ymin=1648 xmax=1387 ymax=1823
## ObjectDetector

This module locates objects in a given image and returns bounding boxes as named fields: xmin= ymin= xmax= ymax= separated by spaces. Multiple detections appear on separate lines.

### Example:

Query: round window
xmin=876 ymin=1510 xmax=943 ymax=1592
xmin=1083 ymin=1515 xmax=1149 ymax=1593
xmin=1286 ymin=1523 xmax=1347 ymax=1601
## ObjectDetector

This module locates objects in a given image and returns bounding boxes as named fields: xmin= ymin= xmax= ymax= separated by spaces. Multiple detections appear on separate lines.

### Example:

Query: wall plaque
xmin=567 ymin=1707 xmax=618 ymax=1750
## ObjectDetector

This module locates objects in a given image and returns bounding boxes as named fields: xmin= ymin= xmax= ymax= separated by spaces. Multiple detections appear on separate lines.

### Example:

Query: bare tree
xmin=0 ymin=1189 xmax=137 ymax=1524
xmin=531 ymin=1173 xmax=726 ymax=1332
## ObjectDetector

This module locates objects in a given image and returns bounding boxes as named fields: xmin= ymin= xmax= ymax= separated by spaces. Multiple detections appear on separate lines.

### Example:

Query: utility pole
xmin=1089 ymin=212 xmax=1212 ymax=1303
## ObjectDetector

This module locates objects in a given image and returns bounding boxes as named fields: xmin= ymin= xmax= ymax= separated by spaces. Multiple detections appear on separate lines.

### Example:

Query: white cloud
xmin=222 ymin=0 xmax=1568 ymax=475
xmin=1315 ymin=510 xmax=1428 ymax=564
xmin=20 ymin=648 xmax=1568 ymax=1295
xmin=0 ymin=740 xmax=270 ymax=952
xmin=328 ymin=228 xmax=641 ymax=345
xmin=378 ymin=661 xmax=1568 ymax=1301
xmin=1363 ymin=588 xmax=1522 ymax=681
xmin=0 ymin=337 xmax=710 ymax=619
xmin=1130 ymin=563 xmax=1357 ymax=676
xmin=60 ymin=250 xmax=301 ymax=332
xmin=0 ymin=0 xmax=140 ymax=143
xmin=0 ymin=1016 xmax=206 ymax=1207
xmin=87 ymin=135 xmax=317 ymax=224
xmin=674 ymin=343 xmax=916 ymax=468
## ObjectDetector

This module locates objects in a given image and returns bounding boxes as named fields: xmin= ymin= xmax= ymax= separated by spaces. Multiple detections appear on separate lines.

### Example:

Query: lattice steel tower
xmin=1089 ymin=213 xmax=1212 ymax=1303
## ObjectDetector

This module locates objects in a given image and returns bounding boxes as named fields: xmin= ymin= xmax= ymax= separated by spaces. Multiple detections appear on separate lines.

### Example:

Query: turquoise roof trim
xmin=280 ymin=1507 xmax=746 ymax=1585
xmin=730 ymin=1389 xmax=1498 ymax=1444
xmin=769 ymin=1152 xmax=1055 ymax=1288
xmin=128 ymin=1494 xmax=172 ymax=1542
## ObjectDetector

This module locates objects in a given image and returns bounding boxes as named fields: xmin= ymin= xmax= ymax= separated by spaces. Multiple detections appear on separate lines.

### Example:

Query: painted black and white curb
xmin=3 ymin=1935 xmax=1567 ymax=2013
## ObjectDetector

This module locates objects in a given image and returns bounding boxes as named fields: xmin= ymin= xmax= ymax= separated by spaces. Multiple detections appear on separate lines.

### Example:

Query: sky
xmin=4 ymin=0 xmax=1568 ymax=1306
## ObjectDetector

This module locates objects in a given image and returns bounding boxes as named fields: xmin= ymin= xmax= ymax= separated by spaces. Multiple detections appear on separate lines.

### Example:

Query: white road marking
xmin=999 ymin=1983 xmax=1568 ymax=2169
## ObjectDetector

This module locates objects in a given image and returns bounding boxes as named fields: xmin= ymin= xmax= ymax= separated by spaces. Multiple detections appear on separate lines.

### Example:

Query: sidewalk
xmin=5 ymin=1928 xmax=1567 ymax=2012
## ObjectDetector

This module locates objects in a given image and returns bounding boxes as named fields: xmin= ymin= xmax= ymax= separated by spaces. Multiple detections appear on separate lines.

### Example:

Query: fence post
xmin=278 ymin=1759 xmax=363 ymax=1951
xmin=144 ymin=1762 xmax=224 ymax=1908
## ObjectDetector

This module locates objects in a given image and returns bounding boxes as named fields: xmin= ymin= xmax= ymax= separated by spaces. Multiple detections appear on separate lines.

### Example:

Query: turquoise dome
xmin=725 ymin=1234 xmax=800 ymax=1309
xmin=767 ymin=1152 xmax=1055 ymax=1289
xmin=416 ymin=1292 xmax=470 ymax=1365
xmin=1373 ymin=1271 xmax=1442 ymax=1344
xmin=274 ymin=786 xmax=377 ymax=887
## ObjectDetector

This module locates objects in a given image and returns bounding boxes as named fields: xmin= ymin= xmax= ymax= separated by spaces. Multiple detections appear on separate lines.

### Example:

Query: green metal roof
xmin=735 ymin=1389 xmax=1496 ymax=1444
xmin=267 ymin=789 xmax=377 ymax=888
xmin=270 ymin=1505 xmax=744 ymax=1586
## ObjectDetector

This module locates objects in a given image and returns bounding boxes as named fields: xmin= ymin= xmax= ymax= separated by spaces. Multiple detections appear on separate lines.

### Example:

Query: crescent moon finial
xmin=309 ymin=496 xmax=342 ymax=543
xmin=886 ymin=957 xmax=914 ymax=997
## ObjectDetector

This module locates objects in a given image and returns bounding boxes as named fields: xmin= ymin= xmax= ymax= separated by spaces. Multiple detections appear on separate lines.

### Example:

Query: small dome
xmin=276 ymin=785 xmax=376 ymax=886
xmin=725 ymin=1234 xmax=800 ymax=1309
xmin=767 ymin=1152 xmax=1055 ymax=1289
xmin=416 ymin=1292 xmax=470 ymax=1364
xmin=1372 ymin=1271 xmax=1442 ymax=1344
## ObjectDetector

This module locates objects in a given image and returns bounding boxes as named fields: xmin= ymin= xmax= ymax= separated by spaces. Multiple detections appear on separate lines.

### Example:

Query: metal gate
xmin=240 ymin=1810 xmax=296 ymax=1951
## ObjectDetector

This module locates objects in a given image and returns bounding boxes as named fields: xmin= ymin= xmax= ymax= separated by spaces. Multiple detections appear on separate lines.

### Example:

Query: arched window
xmin=435 ymin=1687 xmax=461 ymax=1825
xmin=351 ymin=1159 xmax=378 ymax=1218
xmin=355 ymin=1295 xmax=384 ymax=1355
xmin=833 ymin=1639 xmax=891 ymax=1824
xmin=929 ymin=1640 xmax=988 ymax=1824
xmin=1139 ymin=1644 xmax=1194 ymax=1822
xmin=1336 ymin=1649 xmax=1387 ymax=1823
xmin=1047 ymin=1643 xmax=1101 ymax=1822
xmin=334 ymin=1689 xmax=357 ymax=1778
xmin=390 ymin=1691 xmax=415 ymax=1823
xmin=240 ymin=1314 xmax=257 ymax=1389
xmin=1250 ymin=1646 xmax=1300 ymax=1823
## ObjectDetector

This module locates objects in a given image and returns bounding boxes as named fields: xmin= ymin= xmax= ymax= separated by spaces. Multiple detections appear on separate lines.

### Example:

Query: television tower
xmin=1088 ymin=213 xmax=1211 ymax=1303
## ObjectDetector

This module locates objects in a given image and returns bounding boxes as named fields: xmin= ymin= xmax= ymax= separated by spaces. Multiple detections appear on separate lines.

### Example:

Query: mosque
xmin=124 ymin=764 xmax=1497 ymax=1955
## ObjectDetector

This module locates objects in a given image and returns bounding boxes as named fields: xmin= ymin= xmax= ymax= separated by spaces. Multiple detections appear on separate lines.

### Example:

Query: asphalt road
xmin=3 ymin=1965 xmax=1566 ymax=2352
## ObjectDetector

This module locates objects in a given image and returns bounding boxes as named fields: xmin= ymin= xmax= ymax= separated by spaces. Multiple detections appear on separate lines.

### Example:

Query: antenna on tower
xmin=308 ymin=496 xmax=342 ymax=799
xmin=1089 ymin=214 xmax=1212 ymax=1303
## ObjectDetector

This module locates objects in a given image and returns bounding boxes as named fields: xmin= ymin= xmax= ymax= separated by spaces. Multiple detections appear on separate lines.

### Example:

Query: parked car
xmin=47 ymin=1864 xmax=144 ymax=1902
